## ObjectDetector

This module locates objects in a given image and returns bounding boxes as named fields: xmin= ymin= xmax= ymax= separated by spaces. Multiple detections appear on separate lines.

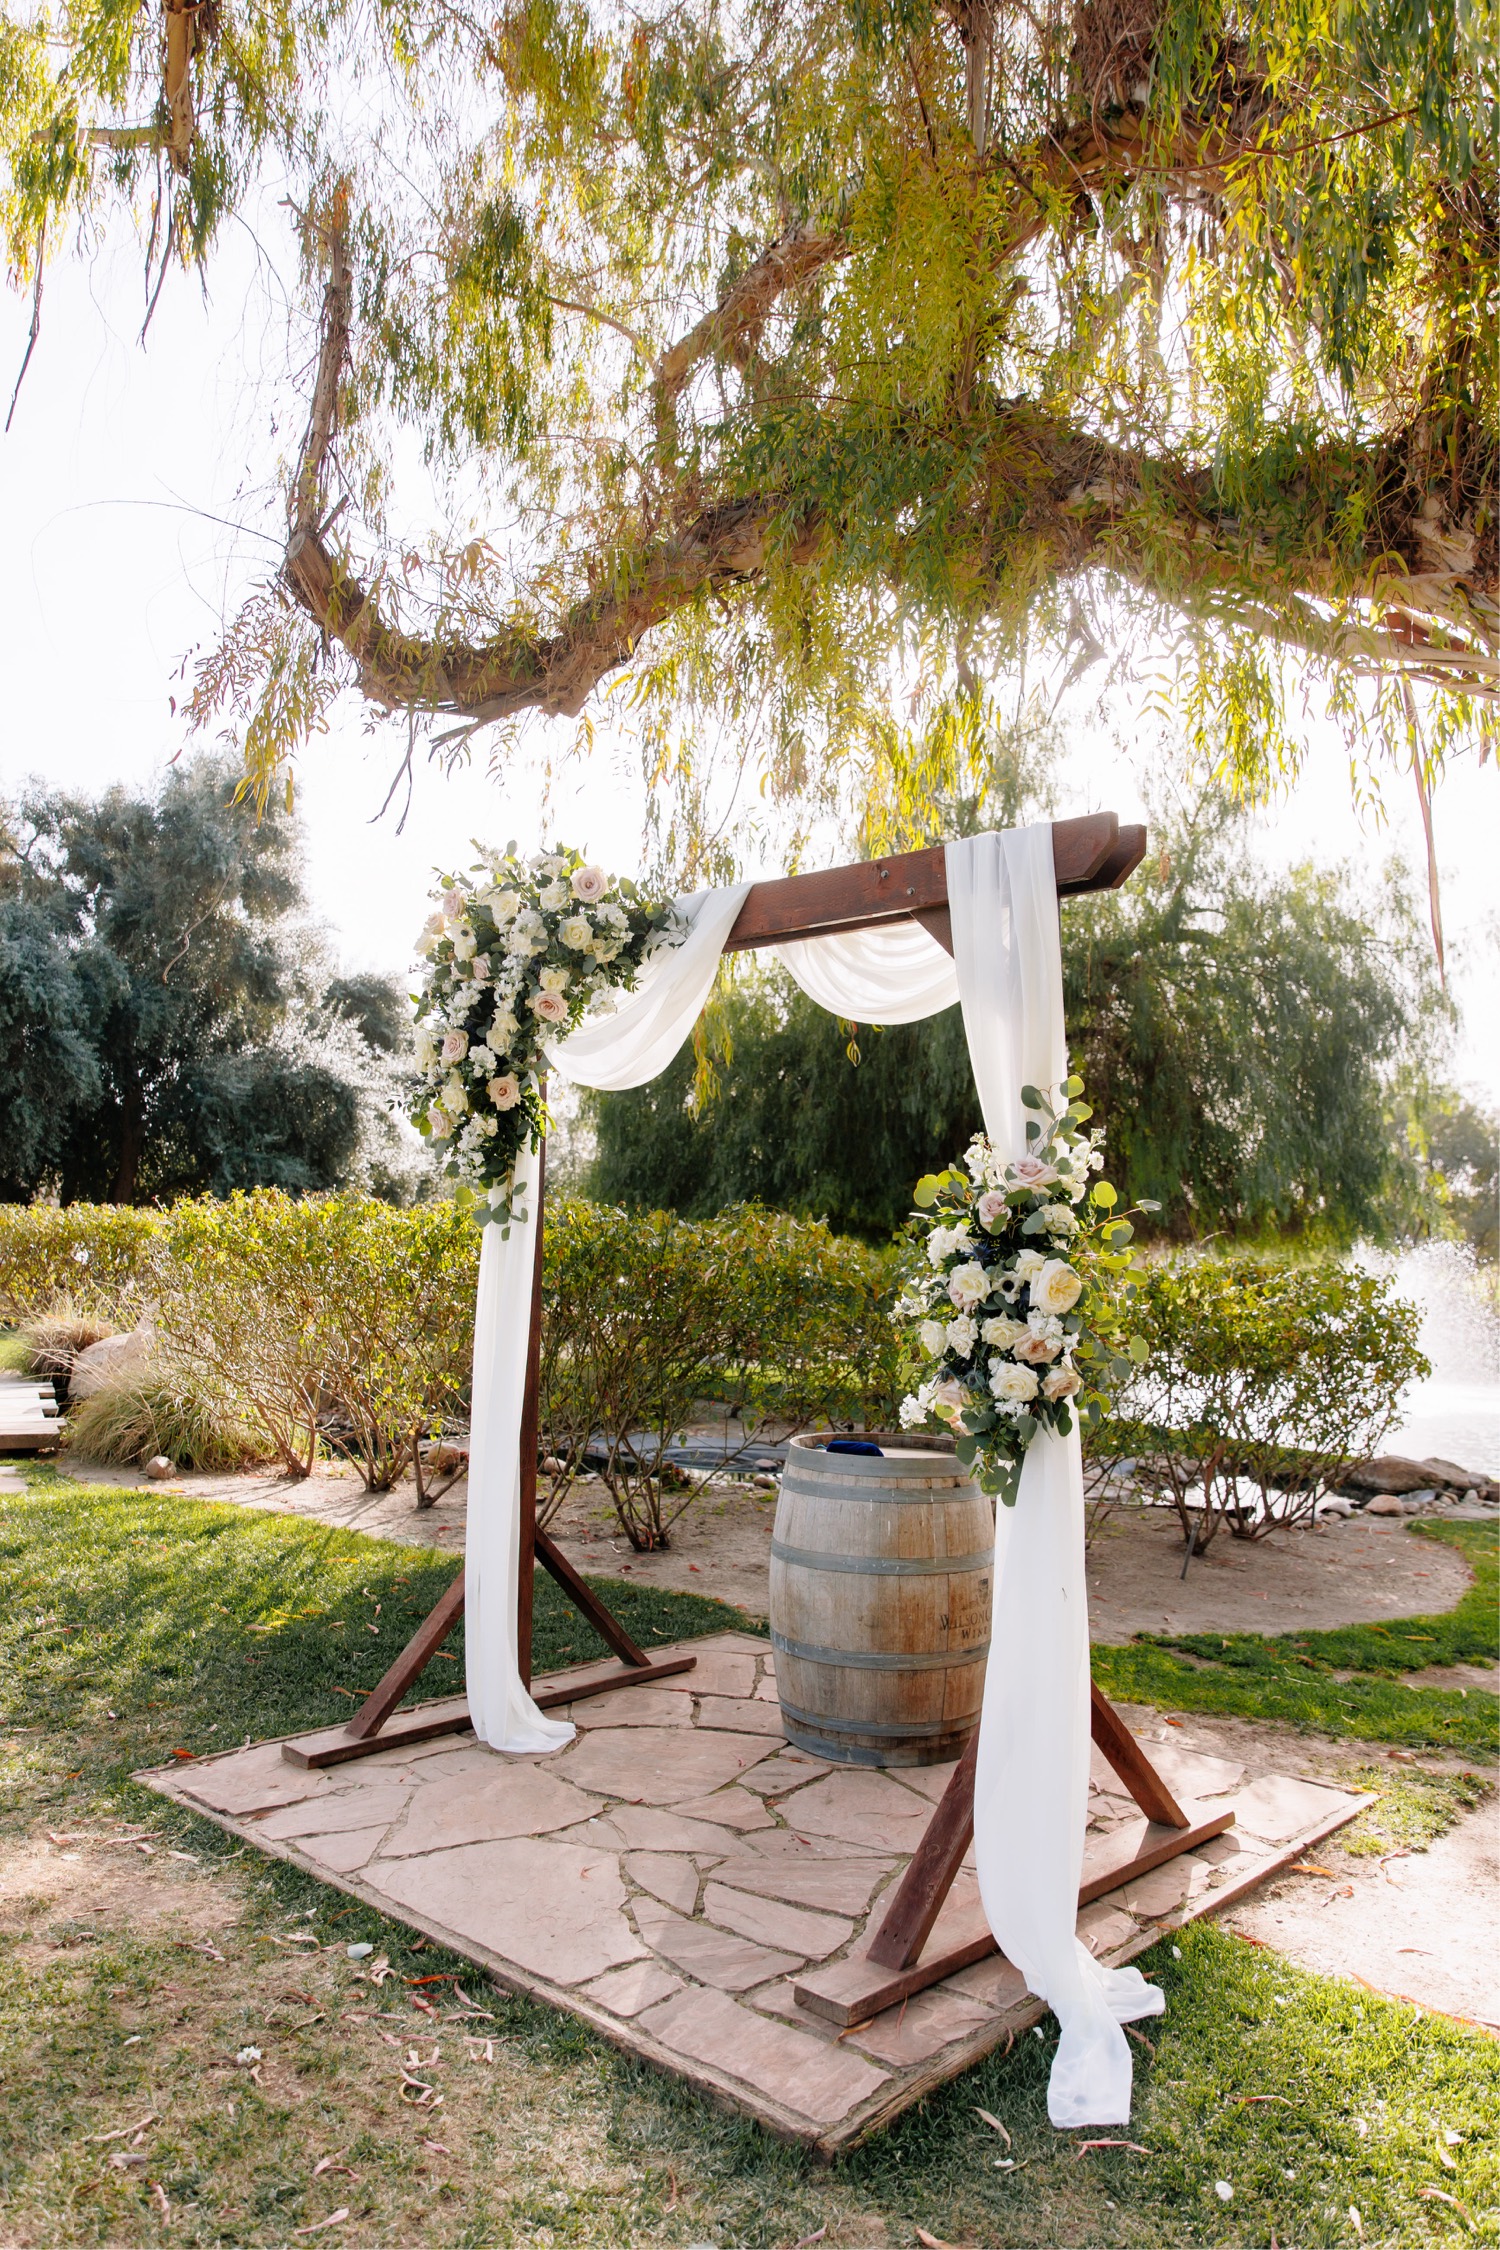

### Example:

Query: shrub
xmin=539 ymin=1200 xmax=905 ymax=1549
xmin=65 ymin=1372 xmax=271 ymax=1471
xmin=148 ymin=1193 xmax=478 ymax=1488
xmin=0 ymin=1203 xmax=163 ymax=1320
xmin=1105 ymin=1254 xmax=1429 ymax=1551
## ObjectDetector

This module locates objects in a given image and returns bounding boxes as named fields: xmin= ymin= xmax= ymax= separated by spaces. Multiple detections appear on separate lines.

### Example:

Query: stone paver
xmin=702 ymin=1882 xmax=853 ymax=1959
xmin=255 ymin=1785 xmax=412 ymax=1842
xmin=558 ymin=1726 xmax=776 ymax=1804
xmin=707 ymin=1854 xmax=894 ymax=1916
xmin=567 ymin=1804 xmax=742 ymax=1857
xmin=372 ymin=1836 xmax=645 ymax=1985
xmin=178 ymin=1746 xmax=329 ymax=1817
xmin=784 ymin=1769 xmax=939 ymax=1853
xmin=633 ymin=1901 xmax=802 ymax=1990
xmin=846 ymin=1985 xmax=995 ymax=2067
xmin=1119 ymin=1856 xmax=1196 ymax=1920
xmin=377 ymin=1767 xmax=604 ymax=1857
xmin=567 ymin=1687 xmax=696 ymax=1729
xmin=1231 ymin=1772 xmax=1351 ymax=1843
xmin=637 ymin=1984 xmax=891 ymax=2125
xmin=1076 ymin=1903 xmax=1138 ymax=1957
xmin=297 ymin=1824 xmax=394 ymax=1873
xmin=679 ymin=1650 xmax=760 ymax=1698
xmin=693 ymin=1695 xmax=787 ymax=1736
xmin=738 ymin=1749 xmax=832 ymax=1796
xmin=672 ymin=1786 xmax=775 ymax=1830
xmin=579 ymin=1961 xmax=684 ymax=2016
xmin=626 ymin=1851 xmax=701 ymax=1914
xmin=1139 ymin=1741 xmax=1246 ymax=1800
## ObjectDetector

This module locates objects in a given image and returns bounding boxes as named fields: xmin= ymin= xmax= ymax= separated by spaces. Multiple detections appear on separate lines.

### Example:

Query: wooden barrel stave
xmin=768 ymin=1433 xmax=993 ymax=1766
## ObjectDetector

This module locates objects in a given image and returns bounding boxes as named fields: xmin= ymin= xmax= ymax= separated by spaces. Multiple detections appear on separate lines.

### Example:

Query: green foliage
xmin=540 ymin=1198 xmax=903 ymax=1547
xmin=592 ymin=792 xmax=1453 ymax=1245
xmin=1095 ymin=1520 xmax=1498 ymax=1760
xmin=0 ymin=756 xmax=420 ymax=1206
xmin=3 ymin=0 xmax=1491 ymax=825
xmin=149 ymin=1192 xmax=481 ymax=1488
xmin=0 ymin=1201 xmax=164 ymax=1320
xmin=65 ymin=1373 xmax=271 ymax=1472
xmin=1114 ymin=1254 xmax=1429 ymax=1546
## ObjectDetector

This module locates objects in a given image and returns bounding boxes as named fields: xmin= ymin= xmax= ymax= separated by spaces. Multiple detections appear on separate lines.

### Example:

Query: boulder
xmin=144 ymin=1455 xmax=175 ymax=1480
xmin=69 ymin=1330 xmax=153 ymax=1400
xmin=1364 ymin=1493 xmax=1405 ymax=1517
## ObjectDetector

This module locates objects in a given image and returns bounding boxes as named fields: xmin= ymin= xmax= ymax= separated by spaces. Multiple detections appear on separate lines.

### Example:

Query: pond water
xmin=1369 ymin=1240 xmax=1500 ymax=1476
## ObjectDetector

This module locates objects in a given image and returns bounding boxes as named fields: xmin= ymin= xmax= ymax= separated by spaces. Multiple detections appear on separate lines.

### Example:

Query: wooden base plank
xmin=280 ymin=1653 xmax=699 ymax=1768
xmin=793 ymin=1800 xmax=1234 ymax=2026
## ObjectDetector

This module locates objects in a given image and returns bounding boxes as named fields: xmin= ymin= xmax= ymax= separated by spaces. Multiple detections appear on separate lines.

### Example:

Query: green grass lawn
xmin=1094 ymin=1520 xmax=1499 ymax=1760
xmin=0 ymin=1471 xmax=1496 ymax=2248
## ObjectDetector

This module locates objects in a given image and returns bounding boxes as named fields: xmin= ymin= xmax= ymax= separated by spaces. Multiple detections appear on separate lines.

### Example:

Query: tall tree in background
xmin=590 ymin=790 xmax=1453 ymax=1242
xmin=0 ymin=0 xmax=1491 ymax=843
xmin=0 ymin=761 xmax=420 ymax=1204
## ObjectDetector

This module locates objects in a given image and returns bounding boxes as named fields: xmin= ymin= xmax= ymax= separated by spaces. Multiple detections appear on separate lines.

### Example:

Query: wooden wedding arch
xmin=280 ymin=812 xmax=1232 ymax=2023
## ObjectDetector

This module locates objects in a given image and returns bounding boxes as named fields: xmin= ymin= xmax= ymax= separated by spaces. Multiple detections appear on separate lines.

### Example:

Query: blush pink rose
xmin=1014 ymin=1331 xmax=1060 ymax=1364
xmin=1043 ymin=1365 xmax=1082 ymax=1401
xmin=440 ymin=1030 xmax=469 ymax=1062
xmin=976 ymin=1190 xmax=1007 ymax=1229
xmin=571 ymin=865 xmax=608 ymax=902
xmin=488 ymin=1074 xmax=520 ymax=1109
xmin=1008 ymin=1154 xmax=1059 ymax=1188
xmin=532 ymin=989 xmax=569 ymax=1022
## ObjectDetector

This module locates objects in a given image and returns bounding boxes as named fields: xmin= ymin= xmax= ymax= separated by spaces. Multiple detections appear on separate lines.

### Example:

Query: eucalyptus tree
xmin=3 ymin=0 xmax=1493 ymax=834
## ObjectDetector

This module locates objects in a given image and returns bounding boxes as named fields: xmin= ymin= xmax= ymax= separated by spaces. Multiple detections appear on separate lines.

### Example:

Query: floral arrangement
xmin=894 ymin=1077 xmax=1154 ymax=1502
xmin=411 ymin=846 xmax=685 ymax=1226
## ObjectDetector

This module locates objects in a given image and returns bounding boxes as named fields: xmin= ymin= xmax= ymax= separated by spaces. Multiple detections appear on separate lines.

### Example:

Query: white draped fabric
xmin=460 ymin=823 xmax=1159 ymax=2125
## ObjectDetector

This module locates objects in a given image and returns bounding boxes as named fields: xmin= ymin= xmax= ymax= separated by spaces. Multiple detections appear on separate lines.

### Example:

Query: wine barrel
xmin=768 ymin=1433 xmax=994 ymax=1767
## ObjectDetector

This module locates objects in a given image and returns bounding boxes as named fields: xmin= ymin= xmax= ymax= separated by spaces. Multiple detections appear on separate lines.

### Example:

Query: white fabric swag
xmin=461 ymin=824 xmax=1162 ymax=2125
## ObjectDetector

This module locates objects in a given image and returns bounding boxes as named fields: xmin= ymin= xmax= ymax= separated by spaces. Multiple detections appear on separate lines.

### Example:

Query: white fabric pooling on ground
xmin=460 ymin=823 xmax=1162 ymax=2126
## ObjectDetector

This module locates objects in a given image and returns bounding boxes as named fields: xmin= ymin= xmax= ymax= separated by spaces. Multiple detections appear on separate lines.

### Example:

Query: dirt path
xmin=67 ymin=1457 xmax=1480 ymax=1642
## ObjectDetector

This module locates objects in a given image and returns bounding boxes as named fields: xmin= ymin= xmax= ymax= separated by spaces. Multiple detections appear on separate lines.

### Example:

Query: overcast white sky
xmin=2 ymin=220 xmax=1495 ymax=1103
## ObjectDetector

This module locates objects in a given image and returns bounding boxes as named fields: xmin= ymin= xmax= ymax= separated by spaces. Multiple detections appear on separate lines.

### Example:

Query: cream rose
xmin=1032 ymin=1258 xmax=1083 ymax=1316
xmin=947 ymin=1260 xmax=990 ymax=1312
xmin=919 ymin=1318 xmax=947 ymax=1356
xmin=488 ymin=1074 xmax=521 ymax=1110
xmin=1043 ymin=1365 xmax=1082 ymax=1401
xmin=538 ymin=965 xmax=570 ymax=992
xmin=981 ymin=1314 xmax=1028 ymax=1348
xmin=989 ymin=1361 xmax=1040 ymax=1404
xmin=571 ymin=864 xmax=608 ymax=902
xmin=559 ymin=916 xmax=593 ymax=951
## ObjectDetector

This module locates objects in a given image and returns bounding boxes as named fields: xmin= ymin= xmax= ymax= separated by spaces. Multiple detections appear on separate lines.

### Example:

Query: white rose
xmin=441 ymin=1076 xmax=469 ymax=1115
xmin=918 ymin=1319 xmax=947 ymax=1356
xmin=488 ymin=1074 xmax=521 ymax=1109
xmin=440 ymin=1030 xmax=469 ymax=1063
xmin=490 ymin=1009 xmax=518 ymax=1047
xmin=559 ymin=915 xmax=593 ymax=951
xmin=1014 ymin=1249 xmax=1046 ymax=1280
xmin=487 ymin=887 xmax=522 ymax=922
xmin=539 ymin=879 xmax=571 ymax=910
xmin=945 ymin=1313 xmax=978 ymax=1355
xmin=947 ymin=1260 xmax=990 ymax=1312
xmin=1043 ymin=1365 xmax=1082 ymax=1401
xmin=1032 ymin=1259 xmax=1083 ymax=1316
xmin=981 ymin=1314 xmax=1027 ymax=1348
xmin=990 ymin=1361 xmax=1040 ymax=1404
xmin=414 ymin=1029 xmax=438 ymax=1071
xmin=538 ymin=965 xmax=570 ymax=993
xmin=571 ymin=864 xmax=609 ymax=902
xmin=416 ymin=912 xmax=445 ymax=955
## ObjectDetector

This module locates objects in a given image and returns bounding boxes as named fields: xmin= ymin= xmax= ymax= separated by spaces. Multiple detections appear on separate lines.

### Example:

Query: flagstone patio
xmin=139 ymin=1632 xmax=1370 ymax=2152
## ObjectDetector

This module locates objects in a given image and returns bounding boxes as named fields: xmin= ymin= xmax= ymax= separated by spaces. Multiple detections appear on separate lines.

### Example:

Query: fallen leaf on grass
xmin=149 ymin=2183 xmax=170 ymax=2217
xmin=419 ymin=2137 xmax=451 ymax=2156
xmin=792 ymin=2229 xmax=826 ymax=2247
xmin=1237 ymin=2095 xmax=1298 ymax=2110
xmin=1075 ymin=2140 xmax=1153 ymax=2158
xmin=312 ymin=2157 xmax=358 ymax=2180
xmin=975 ymin=2109 xmax=1011 ymax=2146
xmin=400 ymin=2073 xmax=439 ymax=2105
xmin=1419 ymin=2188 xmax=1471 ymax=2219
xmin=1348 ymin=2205 xmax=1363 ymax=2237
xmin=85 ymin=2113 xmax=159 ymax=2145
xmin=45 ymin=1830 xmax=83 ymax=1846
xmin=915 ymin=2229 xmax=977 ymax=2249
xmin=108 ymin=2151 xmax=147 ymax=2171
xmin=1231 ymin=1930 xmax=1273 ymax=1949
xmin=1125 ymin=2026 xmax=1156 ymax=2056
xmin=293 ymin=2210 xmax=350 ymax=2235
xmin=1291 ymin=1862 xmax=1337 ymax=1877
